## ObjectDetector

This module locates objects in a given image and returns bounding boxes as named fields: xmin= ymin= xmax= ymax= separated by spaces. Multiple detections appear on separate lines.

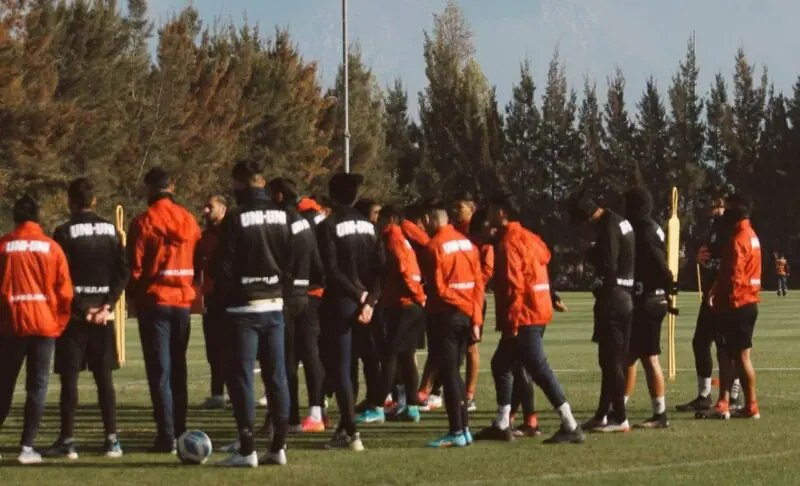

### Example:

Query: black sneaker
xmin=675 ymin=395 xmax=712 ymax=412
xmin=634 ymin=413 xmax=670 ymax=429
xmin=41 ymin=439 xmax=79 ymax=459
xmin=473 ymin=423 xmax=514 ymax=442
xmin=148 ymin=437 xmax=177 ymax=454
xmin=543 ymin=426 xmax=585 ymax=444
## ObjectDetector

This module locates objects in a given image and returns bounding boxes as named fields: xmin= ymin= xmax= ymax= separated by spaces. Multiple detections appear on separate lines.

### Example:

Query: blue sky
xmin=147 ymin=0 xmax=799 ymax=116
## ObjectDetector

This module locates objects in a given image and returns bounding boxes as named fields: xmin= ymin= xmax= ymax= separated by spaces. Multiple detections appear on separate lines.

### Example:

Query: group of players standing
xmin=0 ymin=160 xmax=763 ymax=467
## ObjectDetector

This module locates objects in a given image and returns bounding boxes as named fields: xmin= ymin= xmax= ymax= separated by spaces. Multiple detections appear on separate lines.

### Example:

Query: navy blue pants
xmin=226 ymin=310 xmax=289 ymax=455
xmin=321 ymin=297 xmax=360 ymax=436
xmin=138 ymin=305 xmax=191 ymax=441
xmin=203 ymin=303 xmax=226 ymax=397
xmin=492 ymin=326 xmax=566 ymax=409
xmin=0 ymin=336 xmax=55 ymax=447
xmin=428 ymin=310 xmax=471 ymax=434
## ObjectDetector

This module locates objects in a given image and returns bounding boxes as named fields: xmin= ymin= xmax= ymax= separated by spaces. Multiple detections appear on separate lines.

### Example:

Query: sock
xmin=698 ymin=376 xmax=712 ymax=397
xmin=652 ymin=396 xmax=666 ymax=415
xmin=556 ymin=402 xmax=578 ymax=432
xmin=731 ymin=379 xmax=741 ymax=400
xmin=495 ymin=404 xmax=511 ymax=429
xmin=62 ymin=437 xmax=74 ymax=444
xmin=309 ymin=406 xmax=322 ymax=421
xmin=107 ymin=433 xmax=117 ymax=442
xmin=21 ymin=446 xmax=33 ymax=453
xmin=624 ymin=395 xmax=629 ymax=405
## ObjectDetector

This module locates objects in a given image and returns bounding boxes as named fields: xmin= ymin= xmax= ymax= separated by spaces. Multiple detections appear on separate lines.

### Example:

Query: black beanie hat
xmin=329 ymin=172 xmax=365 ymax=206
xmin=567 ymin=189 xmax=599 ymax=224
xmin=624 ymin=186 xmax=653 ymax=221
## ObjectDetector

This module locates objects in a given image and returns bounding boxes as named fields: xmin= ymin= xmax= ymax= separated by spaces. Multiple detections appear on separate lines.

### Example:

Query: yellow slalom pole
xmin=666 ymin=187 xmax=680 ymax=382
xmin=115 ymin=205 xmax=127 ymax=368
xmin=696 ymin=264 xmax=703 ymax=302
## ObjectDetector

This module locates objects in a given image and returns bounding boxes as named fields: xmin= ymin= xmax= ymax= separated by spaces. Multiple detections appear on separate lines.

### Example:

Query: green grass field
xmin=1 ymin=292 xmax=800 ymax=485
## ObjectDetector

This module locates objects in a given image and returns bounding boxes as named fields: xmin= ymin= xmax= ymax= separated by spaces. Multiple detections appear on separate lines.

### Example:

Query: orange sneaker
xmin=711 ymin=400 xmax=730 ymax=419
xmin=301 ymin=416 xmax=326 ymax=433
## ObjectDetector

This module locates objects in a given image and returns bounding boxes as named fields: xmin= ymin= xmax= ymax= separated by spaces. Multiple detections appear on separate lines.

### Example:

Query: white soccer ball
xmin=177 ymin=430 xmax=213 ymax=465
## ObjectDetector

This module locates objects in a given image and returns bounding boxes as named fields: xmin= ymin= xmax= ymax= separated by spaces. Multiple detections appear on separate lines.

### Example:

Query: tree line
xmin=1 ymin=0 xmax=797 ymax=287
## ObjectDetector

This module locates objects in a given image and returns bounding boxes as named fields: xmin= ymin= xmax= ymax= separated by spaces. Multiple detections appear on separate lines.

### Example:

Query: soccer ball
xmin=177 ymin=430 xmax=213 ymax=465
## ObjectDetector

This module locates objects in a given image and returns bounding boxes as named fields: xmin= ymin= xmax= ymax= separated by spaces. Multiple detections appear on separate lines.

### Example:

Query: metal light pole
xmin=342 ymin=0 xmax=350 ymax=173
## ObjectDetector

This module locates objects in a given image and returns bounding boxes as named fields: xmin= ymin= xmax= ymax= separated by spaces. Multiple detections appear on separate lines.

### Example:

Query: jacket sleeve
xmin=366 ymin=231 xmax=386 ymax=307
xmin=480 ymin=244 xmax=494 ymax=287
xmin=642 ymin=224 xmax=672 ymax=288
xmin=502 ymin=239 xmax=525 ymax=334
xmin=53 ymin=245 xmax=74 ymax=333
xmin=469 ymin=245 xmax=486 ymax=327
xmin=126 ymin=217 xmax=145 ymax=297
xmin=599 ymin=220 xmax=621 ymax=289
xmin=392 ymin=234 xmax=426 ymax=306
xmin=103 ymin=230 xmax=130 ymax=308
xmin=210 ymin=213 xmax=236 ymax=292
xmin=317 ymin=220 xmax=363 ymax=302
xmin=710 ymin=237 xmax=735 ymax=305
xmin=729 ymin=235 xmax=749 ymax=304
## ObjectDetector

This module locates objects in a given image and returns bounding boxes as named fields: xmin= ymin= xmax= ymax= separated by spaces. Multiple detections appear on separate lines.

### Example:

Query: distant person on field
xmin=128 ymin=167 xmax=201 ymax=453
xmin=44 ymin=178 xmax=129 ymax=460
xmin=774 ymin=252 xmax=789 ymax=297
xmin=0 ymin=195 xmax=73 ymax=465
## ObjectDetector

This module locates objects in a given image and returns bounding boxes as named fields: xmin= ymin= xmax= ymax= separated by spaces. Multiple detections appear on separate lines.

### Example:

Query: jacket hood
xmin=297 ymin=197 xmax=323 ymax=214
xmin=624 ymin=187 xmax=653 ymax=221
xmin=149 ymin=198 xmax=197 ymax=243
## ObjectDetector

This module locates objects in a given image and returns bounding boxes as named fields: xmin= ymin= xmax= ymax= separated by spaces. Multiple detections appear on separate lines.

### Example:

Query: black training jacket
xmin=282 ymin=204 xmax=324 ymax=297
xmin=631 ymin=217 xmax=672 ymax=296
xmin=52 ymin=212 xmax=129 ymax=320
xmin=316 ymin=205 xmax=385 ymax=307
xmin=211 ymin=189 xmax=293 ymax=307
xmin=588 ymin=209 xmax=636 ymax=294
xmin=698 ymin=215 xmax=729 ymax=295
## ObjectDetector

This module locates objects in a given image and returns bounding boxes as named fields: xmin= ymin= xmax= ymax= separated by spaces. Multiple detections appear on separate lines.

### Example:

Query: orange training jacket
xmin=424 ymin=224 xmax=484 ymax=326
xmin=494 ymin=222 xmax=553 ymax=334
xmin=128 ymin=195 xmax=201 ymax=309
xmin=382 ymin=224 xmax=426 ymax=308
xmin=0 ymin=222 xmax=73 ymax=337
xmin=297 ymin=197 xmax=325 ymax=298
xmin=711 ymin=219 xmax=761 ymax=310
xmin=479 ymin=241 xmax=494 ymax=287
xmin=401 ymin=219 xmax=430 ymax=250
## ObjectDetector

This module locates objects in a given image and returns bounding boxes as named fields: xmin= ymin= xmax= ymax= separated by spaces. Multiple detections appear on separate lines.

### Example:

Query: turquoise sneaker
xmin=355 ymin=407 xmax=385 ymax=424
xmin=406 ymin=406 xmax=421 ymax=423
xmin=464 ymin=427 xmax=473 ymax=445
xmin=427 ymin=433 xmax=468 ymax=448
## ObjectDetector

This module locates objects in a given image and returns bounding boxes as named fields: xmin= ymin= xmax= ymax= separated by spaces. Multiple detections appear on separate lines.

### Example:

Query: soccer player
xmin=474 ymin=193 xmax=583 ymax=444
xmin=676 ymin=187 xmax=742 ymax=412
xmin=622 ymin=187 xmax=674 ymax=429
xmin=269 ymin=177 xmax=327 ymax=433
xmin=774 ymin=252 xmax=789 ymax=297
xmin=708 ymin=193 xmax=762 ymax=420
xmin=43 ymin=179 xmax=128 ymax=460
xmin=128 ymin=167 xmax=201 ymax=453
xmin=568 ymin=190 xmax=635 ymax=433
xmin=0 ymin=195 xmax=73 ymax=464
xmin=195 ymin=195 xmax=228 ymax=410
xmin=423 ymin=199 xmax=484 ymax=448
xmin=212 ymin=160 xmax=293 ymax=467
xmin=451 ymin=192 xmax=481 ymax=412
xmin=316 ymin=173 xmax=385 ymax=451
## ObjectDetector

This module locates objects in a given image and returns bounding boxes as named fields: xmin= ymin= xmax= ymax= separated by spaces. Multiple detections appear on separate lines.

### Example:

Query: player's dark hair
xmin=354 ymin=198 xmax=378 ymax=218
xmin=405 ymin=201 xmax=424 ymax=222
xmin=452 ymin=190 xmax=475 ymax=203
xmin=567 ymin=188 xmax=599 ymax=224
xmin=68 ymin=177 xmax=94 ymax=209
xmin=488 ymin=191 xmax=521 ymax=221
xmin=269 ymin=177 xmax=299 ymax=199
xmin=143 ymin=167 xmax=171 ymax=190
xmin=727 ymin=192 xmax=754 ymax=219
xmin=424 ymin=198 xmax=448 ymax=213
xmin=13 ymin=194 xmax=39 ymax=224
xmin=379 ymin=204 xmax=404 ymax=223
xmin=469 ymin=207 xmax=488 ymax=235
xmin=329 ymin=173 xmax=364 ymax=206
xmin=232 ymin=159 xmax=266 ymax=184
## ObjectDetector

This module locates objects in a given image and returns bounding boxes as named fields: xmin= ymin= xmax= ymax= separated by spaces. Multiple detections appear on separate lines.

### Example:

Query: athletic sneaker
xmin=466 ymin=399 xmax=477 ymax=412
xmin=219 ymin=440 xmax=240 ymax=453
xmin=420 ymin=394 xmax=443 ymax=412
xmin=105 ymin=438 xmax=124 ymax=458
xmin=326 ymin=431 xmax=364 ymax=451
xmin=355 ymin=408 xmax=385 ymax=424
xmin=464 ymin=427 xmax=473 ymax=445
xmin=581 ymin=416 xmax=607 ymax=431
xmin=355 ymin=400 xmax=370 ymax=414
xmin=732 ymin=403 xmax=760 ymax=420
xmin=675 ymin=395 xmax=712 ymax=412
xmin=42 ymin=439 xmax=79 ymax=460
xmin=301 ymin=416 xmax=326 ymax=433
xmin=473 ymin=423 xmax=514 ymax=442
xmin=730 ymin=395 xmax=744 ymax=412
xmin=201 ymin=396 xmax=226 ymax=410
xmin=513 ymin=414 xmax=542 ymax=437
xmin=258 ymin=395 xmax=268 ymax=407
xmin=18 ymin=446 xmax=42 ymax=465
xmin=148 ymin=437 xmax=177 ymax=454
xmin=543 ymin=426 xmax=585 ymax=444
xmin=404 ymin=405 xmax=421 ymax=423
xmin=216 ymin=451 xmax=258 ymax=467
xmin=635 ymin=414 xmax=670 ymax=429
xmin=427 ymin=432 xmax=468 ymax=448
xmin=259 ymin=448 xmax=287 ymax=466
xmin=709 ymin=400 xmax=731 ymax=420
xmin=595 ymin=420 xmax=631 ymax=433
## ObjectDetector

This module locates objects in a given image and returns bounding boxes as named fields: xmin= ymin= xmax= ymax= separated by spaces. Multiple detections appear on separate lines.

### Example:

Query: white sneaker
xmin=18 ymin=447 xmax=42 ymax=465
xmin=258 ymin=395 xmax=268 ymax=407
xmin=259 ymin=448 xmax=287 ymax=466
xmin=326 ymin=431 xmax=365 ymax=451
xmin=596 ymin=420 xmax=631 ymax=433
xmin=216 ymin=451 xmax=258 ymax=468
xmin=219 ymin=440 xmax=240 ymax=453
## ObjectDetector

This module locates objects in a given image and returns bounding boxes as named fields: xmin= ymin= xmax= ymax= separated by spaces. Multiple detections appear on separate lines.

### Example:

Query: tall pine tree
xmin=384 ymin=78 xmax=421 ymax=200
xmin=635 ymin=77 xmax=670 ymax=218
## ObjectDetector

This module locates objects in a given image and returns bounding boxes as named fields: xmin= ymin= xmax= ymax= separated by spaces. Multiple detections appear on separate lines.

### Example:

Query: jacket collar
xmin=15 ymin=221 xmax=44 ymax=236
xmin=148 ymin=192 xmax=174 ymax=206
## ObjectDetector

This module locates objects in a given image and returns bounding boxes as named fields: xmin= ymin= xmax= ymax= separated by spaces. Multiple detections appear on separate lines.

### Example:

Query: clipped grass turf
xmin=1 ymin=292 xmax=800 ymax=485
